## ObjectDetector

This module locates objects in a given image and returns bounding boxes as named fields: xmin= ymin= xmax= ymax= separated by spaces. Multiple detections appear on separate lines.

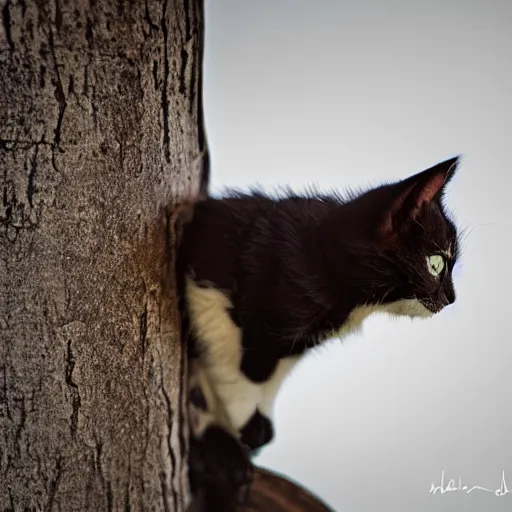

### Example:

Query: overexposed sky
xmin=203 ymin=1 xmax=512 ymax=510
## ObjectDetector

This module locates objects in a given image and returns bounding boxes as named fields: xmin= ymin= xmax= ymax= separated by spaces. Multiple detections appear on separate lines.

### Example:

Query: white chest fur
xmin=186 ymin=278 xmax=431 ymax=433
xmin=186 ymin=279 xmax=300 ymax=430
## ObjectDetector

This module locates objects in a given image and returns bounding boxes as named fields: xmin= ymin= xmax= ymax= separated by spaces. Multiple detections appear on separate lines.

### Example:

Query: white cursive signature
xmin=430 ymin=469 xmax=511 ymax=496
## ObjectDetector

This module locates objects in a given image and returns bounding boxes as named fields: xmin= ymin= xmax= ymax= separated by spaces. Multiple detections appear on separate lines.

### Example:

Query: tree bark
xmin=0 ymin=1 xmax=207 ymax=510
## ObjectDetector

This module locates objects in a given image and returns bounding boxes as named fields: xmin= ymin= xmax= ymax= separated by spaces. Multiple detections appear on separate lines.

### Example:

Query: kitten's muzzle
xmin=420 ymin=292 xmax=455 ymax=314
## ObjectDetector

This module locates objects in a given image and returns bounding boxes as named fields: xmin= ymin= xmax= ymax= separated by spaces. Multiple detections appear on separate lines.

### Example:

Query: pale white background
xmin=203 ymin=1 xmax=512 ymax=510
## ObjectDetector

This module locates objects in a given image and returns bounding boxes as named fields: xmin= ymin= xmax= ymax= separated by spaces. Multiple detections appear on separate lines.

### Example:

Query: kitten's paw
xmin=240 ymin=409 xmax=274 ymax=452
xmin=189 ymin=424 xmax=253 ymax=512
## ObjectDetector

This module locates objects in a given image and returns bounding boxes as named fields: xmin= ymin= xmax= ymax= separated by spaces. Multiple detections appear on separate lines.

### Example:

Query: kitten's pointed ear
xmin=379 ymin=156 xmax=460 ymax=239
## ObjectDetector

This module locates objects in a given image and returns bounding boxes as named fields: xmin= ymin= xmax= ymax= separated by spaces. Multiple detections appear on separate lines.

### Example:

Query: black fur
xmin=240 ymin=409 xmax=274 ymax=452
xmin=189 ymin=385 xmax=208 ymax=411
xmin=178 ymin=156 xmax=461 ymax=509
xmin=179 ymin=157 xmax=460 ymax=382
xmin=188 ymin=425 xmax=252 ymax=512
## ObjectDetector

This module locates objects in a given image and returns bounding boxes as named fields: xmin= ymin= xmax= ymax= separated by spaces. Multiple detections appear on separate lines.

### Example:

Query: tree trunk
xmin=0 ymin=0 xmax=207 ymax=510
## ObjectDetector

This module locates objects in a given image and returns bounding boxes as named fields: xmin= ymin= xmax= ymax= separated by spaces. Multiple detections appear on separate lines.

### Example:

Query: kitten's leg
xmin=184 ymin=280 xmax=293 ymax=454
xmin=188 ymin=362 xmax=253 ymax=512
xmin=189 ymin=424 xmax=253 ymax=511
xmin=241 ymin=353 xmax=301 ymax=453
xmin=239 ymin=408 xmax=274 ymax=453
xmin=185 ymin=279 xmax=274 ymax=430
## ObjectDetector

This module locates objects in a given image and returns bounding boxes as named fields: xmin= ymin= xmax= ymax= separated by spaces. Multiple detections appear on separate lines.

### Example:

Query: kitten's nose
xmin=445 ymin=287 xmax=455 ymax=304
xmin=443 ymin=282 xmax=456 ymax=305
xmin=442 ymin=290 xmax=455 ymax=307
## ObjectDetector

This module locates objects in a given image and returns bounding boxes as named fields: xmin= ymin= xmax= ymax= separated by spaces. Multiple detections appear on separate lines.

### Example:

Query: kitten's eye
xmin=426 ymin=254 xmax=445 ymax=277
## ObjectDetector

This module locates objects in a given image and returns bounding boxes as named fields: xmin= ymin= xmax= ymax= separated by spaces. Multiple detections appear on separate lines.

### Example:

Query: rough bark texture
xmin=0 ymin=0 xmax=207 ymax=510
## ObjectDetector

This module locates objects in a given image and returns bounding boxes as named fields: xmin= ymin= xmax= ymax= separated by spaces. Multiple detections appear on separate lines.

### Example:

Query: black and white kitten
xmin=177 ymin=156 xmax=460 ymax=510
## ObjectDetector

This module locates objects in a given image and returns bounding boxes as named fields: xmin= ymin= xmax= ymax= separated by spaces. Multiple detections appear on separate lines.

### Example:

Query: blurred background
xmin=203 ymin=1 xmax=512 ymax=510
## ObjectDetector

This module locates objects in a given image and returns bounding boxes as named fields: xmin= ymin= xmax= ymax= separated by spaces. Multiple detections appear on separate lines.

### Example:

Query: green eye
xmin=426 ymin=254 xmax=445 ymax=276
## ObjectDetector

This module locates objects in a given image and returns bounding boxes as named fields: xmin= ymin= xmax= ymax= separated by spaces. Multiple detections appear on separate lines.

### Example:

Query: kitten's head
xmin=348 ymin=157 xmax=460 ymax=318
